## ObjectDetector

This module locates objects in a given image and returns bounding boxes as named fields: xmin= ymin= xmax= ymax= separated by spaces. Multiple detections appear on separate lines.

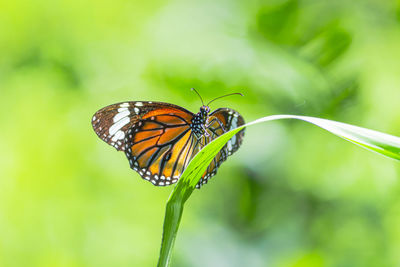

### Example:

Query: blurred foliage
xmin=0 ymin=0 xmax=400 ymax=266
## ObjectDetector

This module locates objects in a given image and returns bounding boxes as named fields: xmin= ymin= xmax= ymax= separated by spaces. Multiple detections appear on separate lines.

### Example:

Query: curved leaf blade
xmin=157 ymin=115 xmax=400 ymax=267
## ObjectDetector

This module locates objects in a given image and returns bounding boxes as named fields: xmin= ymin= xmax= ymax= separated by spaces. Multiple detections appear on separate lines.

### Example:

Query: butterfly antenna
xmin=191 ymin=88 xmax=204 ymax=106
xmin=207 ymin=92 xmax=244 ymax=106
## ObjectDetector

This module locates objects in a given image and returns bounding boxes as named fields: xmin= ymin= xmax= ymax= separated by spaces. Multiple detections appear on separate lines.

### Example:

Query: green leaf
xmin=157 ymin=115 xmax=400 ymax=267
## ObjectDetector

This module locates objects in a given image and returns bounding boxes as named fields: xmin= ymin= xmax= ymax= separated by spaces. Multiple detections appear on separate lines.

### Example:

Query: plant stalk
xmin=157 ymin=182 xmax=194 ymax=267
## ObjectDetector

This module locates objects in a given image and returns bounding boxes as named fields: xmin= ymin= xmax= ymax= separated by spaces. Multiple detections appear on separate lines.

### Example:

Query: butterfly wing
xmin=91 ymin=101 xmax=193 ymax=151
xmin=195 ymin=108 xmax=245 ymax=188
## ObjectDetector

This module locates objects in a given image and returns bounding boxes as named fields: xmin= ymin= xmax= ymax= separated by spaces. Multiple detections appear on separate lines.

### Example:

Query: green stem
xmin=157 ymin=182 xmax=194 ymax=267
xmin=157 ymin=201 xmax=184 ymax=267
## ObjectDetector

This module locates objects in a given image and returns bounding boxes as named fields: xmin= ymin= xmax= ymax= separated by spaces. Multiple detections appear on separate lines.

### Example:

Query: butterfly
xmin=91 ymin=89 xmax=245 ymax=188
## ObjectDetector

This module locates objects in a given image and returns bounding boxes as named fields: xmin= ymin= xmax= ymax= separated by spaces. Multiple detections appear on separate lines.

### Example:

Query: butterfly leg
xmin=201 ymin=125 xmax=210 ymax=137
xmin=194 ymin=131 xmax=204 ymax=139
xmin=206 ymin=117 xmax=226 ymax=134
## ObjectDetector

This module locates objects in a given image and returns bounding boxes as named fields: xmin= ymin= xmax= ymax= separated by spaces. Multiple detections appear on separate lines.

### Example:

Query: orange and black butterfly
xmin=91 ymin=89 xmax=245 ymax=188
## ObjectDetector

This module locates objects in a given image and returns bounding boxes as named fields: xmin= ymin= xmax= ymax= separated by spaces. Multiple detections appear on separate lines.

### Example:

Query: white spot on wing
xmin=231 ymin=134 xmax=237 ymax=145
xmin=120 ymin=103 xmax=130 ymax=108
xmin=113 ymin=110 xmax=130 ymax=122
xmin=227 ymin=140 xmax=232 ymax=151
xmin=230 ymin=116 xmax=238 ymax=144
xmin=111 ymin=130 xmax=125 ymax=142
xmin=135 ymin=102 xmax=143 ymax=107
xmin=118 ymin=107 xmax=128 ymax=112
xmin=92 ymin=116 xmax=96 ymax=121
xmin=109 ymin=117 xmax=130 ymax=136
xmin=230 ymin=117 xmax=238 ymax=129
xmin=134 ymin=107 xmax=140 ymax=114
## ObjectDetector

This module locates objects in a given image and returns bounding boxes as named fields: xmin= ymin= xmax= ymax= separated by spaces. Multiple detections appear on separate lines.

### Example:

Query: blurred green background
xmin=1 ymin=0 xmax=400 ymax=266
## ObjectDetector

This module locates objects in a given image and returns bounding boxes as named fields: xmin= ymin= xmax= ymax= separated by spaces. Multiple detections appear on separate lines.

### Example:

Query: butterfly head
xmin=200 ymin=105 xmax=210 ymax=120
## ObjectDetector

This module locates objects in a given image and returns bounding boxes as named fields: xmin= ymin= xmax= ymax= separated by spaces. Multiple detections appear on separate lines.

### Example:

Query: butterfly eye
xmin=200 ymin=106 xmax=210 ymax=114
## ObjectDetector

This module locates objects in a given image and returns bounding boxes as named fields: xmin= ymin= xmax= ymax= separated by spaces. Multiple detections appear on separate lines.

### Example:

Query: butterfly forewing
xmin=91 ymin=101 xmax=193 ymax=151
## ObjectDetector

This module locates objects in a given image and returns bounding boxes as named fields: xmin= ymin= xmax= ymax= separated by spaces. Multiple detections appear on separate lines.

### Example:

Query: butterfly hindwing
xmin=124 ymin=110 xmax=197 ymax=185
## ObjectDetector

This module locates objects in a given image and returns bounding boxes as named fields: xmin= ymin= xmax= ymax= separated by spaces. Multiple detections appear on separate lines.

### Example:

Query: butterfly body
xmin=92 ymin=101 xmax=245 ymax=188
xmin=191 ymin=105 xmax=213 ymax=139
